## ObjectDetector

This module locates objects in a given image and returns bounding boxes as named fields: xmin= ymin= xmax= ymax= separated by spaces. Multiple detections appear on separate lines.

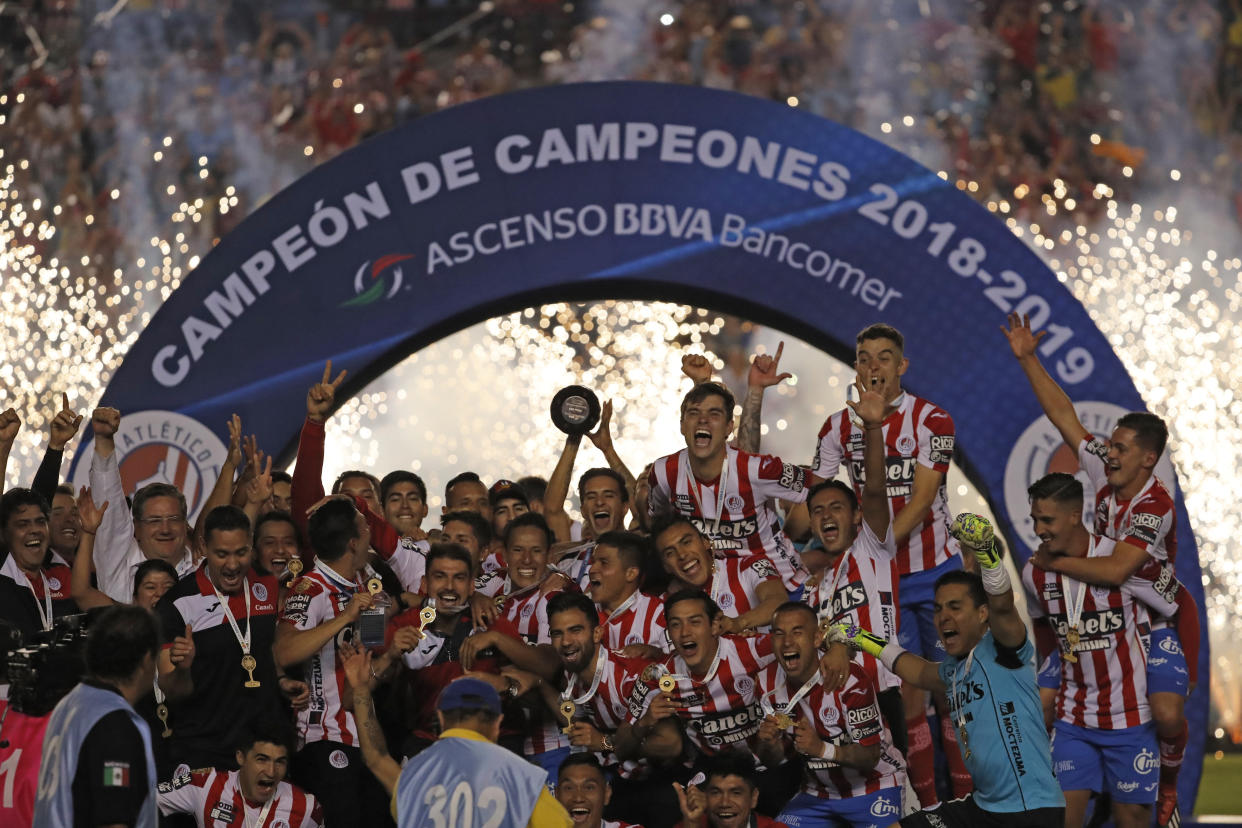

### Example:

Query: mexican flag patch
xmin=102 ymin=761 xmax=130 ymax=787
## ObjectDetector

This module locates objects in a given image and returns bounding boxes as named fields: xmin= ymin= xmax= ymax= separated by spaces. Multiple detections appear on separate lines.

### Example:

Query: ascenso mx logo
xmin=341 ymin=254 xmax=414 ymax=307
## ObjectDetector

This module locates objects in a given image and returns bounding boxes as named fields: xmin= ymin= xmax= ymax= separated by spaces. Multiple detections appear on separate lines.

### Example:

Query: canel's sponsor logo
xmin=1002 ymin=401 xmax=1177 ymax=551
xmin=72 ymin=409 xmax=228 ymax=520
xmin=341 ymin=253 xmax=414 ymax=307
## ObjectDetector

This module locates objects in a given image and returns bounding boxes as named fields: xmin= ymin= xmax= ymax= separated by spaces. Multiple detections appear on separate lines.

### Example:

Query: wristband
xmin=878 ymin=642 xmax=908 ymax=673
xmin=980 ymin=560 xmax=1012 ymax=595
xmin=819 ymin=742 xmax=838 ymax=762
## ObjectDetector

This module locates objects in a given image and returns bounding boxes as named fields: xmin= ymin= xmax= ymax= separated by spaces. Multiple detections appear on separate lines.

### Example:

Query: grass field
xmin=1196 ymin=754 xmax=1242 ymax=816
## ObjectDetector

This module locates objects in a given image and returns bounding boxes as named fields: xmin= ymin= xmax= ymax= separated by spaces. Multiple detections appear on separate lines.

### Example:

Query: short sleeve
xmin=155 ymin=591 xmax=187 ymax=647
xmin=1077 ymin=436 xmax=1109 ymax=491
xmin=156 ymin=770 xmax=206 ymax=816
xmin=916 ymin=408 xmax=955 ymax=473
xmin=812 ymin=414 xmax=843 ymax=480
xmin=303 ymin=794 xmax=326 ymax=827
xmin=280 ymin=584 xmax=319 ymax=630
xmin=740 ymin=556 xmax=780 ymax=593
xmin=73 ymin=710 xmax=150 ymax=827
xmin=753 ymin=455 xmax=809 ymax=504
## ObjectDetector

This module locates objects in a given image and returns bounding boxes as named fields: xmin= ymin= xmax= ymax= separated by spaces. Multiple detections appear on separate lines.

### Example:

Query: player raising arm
xmin=838 ymin=514 xmax=1065 ymax=828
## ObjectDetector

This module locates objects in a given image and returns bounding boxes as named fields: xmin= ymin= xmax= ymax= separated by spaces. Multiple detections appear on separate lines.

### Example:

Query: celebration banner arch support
xmin=69 ymin=81 xmax=1208 ymax=803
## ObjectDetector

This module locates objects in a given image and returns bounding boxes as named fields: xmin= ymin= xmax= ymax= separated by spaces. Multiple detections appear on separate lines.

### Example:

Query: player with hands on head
xmin=834 ymin=512 xmax=1065 ymax=828
xmin=1002 ymin=311 xmax=1195 ymax=828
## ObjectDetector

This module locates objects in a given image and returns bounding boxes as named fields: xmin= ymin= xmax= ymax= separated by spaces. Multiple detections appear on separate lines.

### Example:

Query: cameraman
xmin=34 ymin=604 xmax=160 ymax=827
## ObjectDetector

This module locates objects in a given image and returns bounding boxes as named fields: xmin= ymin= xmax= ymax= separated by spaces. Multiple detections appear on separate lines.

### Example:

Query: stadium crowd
xmin=0 ymin=316 xmax=1201 ymax=828
xmin=3 ymin=0 xmax=1242 ymax=296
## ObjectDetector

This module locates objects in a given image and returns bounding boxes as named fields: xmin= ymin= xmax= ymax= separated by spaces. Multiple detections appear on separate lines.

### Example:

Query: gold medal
xmin=1064 ymin=624 xmax=1080 ymax=663
xmin=559 ymin=699 xmax=576 ymax=733
xmin=773 ymin=712 xmax=794 ymax=730
xmin=241 ymin=653 xmax=261 ymax=688
xmin=366 ymin=577 xmax=383 ymax=595
xmin=658 ymin=675 xmax=677 ymax=694
xmin=418 ymin=606 xmax=437 ymax=630
xmin=156 ymin=703 xmax=172 ymax=738
xmin=958 ymin=723 xmax=971 ymax=760
xmin=287 ymin=558 xmax=303 ymax=576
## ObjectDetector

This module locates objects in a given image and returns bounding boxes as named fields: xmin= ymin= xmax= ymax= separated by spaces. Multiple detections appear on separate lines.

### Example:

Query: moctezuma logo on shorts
xmin=341 ymin=253 xmax=414 ymax=307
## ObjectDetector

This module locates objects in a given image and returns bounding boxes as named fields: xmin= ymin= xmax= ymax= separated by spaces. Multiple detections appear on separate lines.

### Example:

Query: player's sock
xmin=940 ymin=715 xmax=973 ymax=798
xmin=906 ymin=714 xmax=937 ymax=807
xmin=1157 ymin=721 xmax=1187 ymax=824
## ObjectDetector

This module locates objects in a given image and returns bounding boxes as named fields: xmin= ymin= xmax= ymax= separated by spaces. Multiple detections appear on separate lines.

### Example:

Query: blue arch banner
xmin=70 ymin=81 xmax=1206 ymax=802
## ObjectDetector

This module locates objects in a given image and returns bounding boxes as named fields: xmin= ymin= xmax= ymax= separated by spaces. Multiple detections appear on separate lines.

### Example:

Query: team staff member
xmin=35 ymin=605 xmax=161 ymax=828
xmin=156 ymin=506 xmax=288 ymax=774
xmin=87 ymin=406 xmax=197 ymax=602
xmin=1003 ymin=312 xmax=1196 ymax=827
xmin=842 ymin=514 xmax=1065 ymax=828
xmin=810 ymin=323 xmax=967 ymax=804
xmin=343 ymin=651 xmax=574 ymax=828
xmin=157 ymin=720 xmax=324 ymax=827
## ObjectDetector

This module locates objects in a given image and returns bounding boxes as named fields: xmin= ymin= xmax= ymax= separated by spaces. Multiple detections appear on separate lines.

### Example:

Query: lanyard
xmin=563 ymin=648 xmax=607 ymax=705
xmin=682 ymin=450 xmax=730 ymax=536
xmin=209 ymin=576 xmax=252 ymax=656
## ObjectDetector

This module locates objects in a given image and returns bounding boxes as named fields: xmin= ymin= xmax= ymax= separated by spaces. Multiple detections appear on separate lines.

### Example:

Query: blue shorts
xmin=529 ymin=746 xmax=572 ymax=790
xmin=1037 ymin=651 xmax=1061 ymax=690
xmin=1050 ymin=721 xmax=1158 ymax=803
xmin=1145 ymin=627 xmax=1190 ymax=696
xmin=779 ymin=788 xmax=903 ymax=828
xmin=896 ymin=556 xmax=961 ymax=660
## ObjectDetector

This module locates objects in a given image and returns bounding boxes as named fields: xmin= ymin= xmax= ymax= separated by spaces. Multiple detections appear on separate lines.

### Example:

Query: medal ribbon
xmin=563 ymin=647 xmax=607 ymax=706
xmin=243 ymin=795 xmax=275 ymax=828
xmin=604 ymin=589 xmax=639 ymax=625
xmin=949 ymin=645 xmax=978 ymax=731
xmin=209 ymin=576 xmax=252 ymax=657
xmin=1061 ymin=570 xmax=1087 ymax=650
xmin=26 ymin=571 xmax=54 ymax=632
xmin=682 ymin=450 xmax=731 ymax=536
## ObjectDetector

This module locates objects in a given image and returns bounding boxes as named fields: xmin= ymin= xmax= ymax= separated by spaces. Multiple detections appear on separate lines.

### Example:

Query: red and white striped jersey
xmin=157 ymin=768 xmax=323 ymax=827
xmin=626 ymin=635 xmax=775 ymax=756
xmin=556 ymin=541 xmax=596 ymax=591
xmin=1077 ymin=437 xmax=1181 ymax=629
xmin=1022 ymin=535 xmax=1176 ymax=729
xmin=648 ymin=446 xmax=810 ymax=590
xmin=666 ymin=556 xmax=780 ymax=624
xmin=813 ymin=394 xmax=956 ymax=576
xmin=491 ymin=579 xmax=570 ymax=756
xmin=600 ymin=590 xmax=668 ymax=652
xmin=280 ymin=563 xmax=365 ymax=746
xmin=801 ymin=522 xmax=901 ymax=691
xmin=563 ymin=648 xmax=656 ymax=780
xmin=755 ymin=662 xmax=904 ymax=799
